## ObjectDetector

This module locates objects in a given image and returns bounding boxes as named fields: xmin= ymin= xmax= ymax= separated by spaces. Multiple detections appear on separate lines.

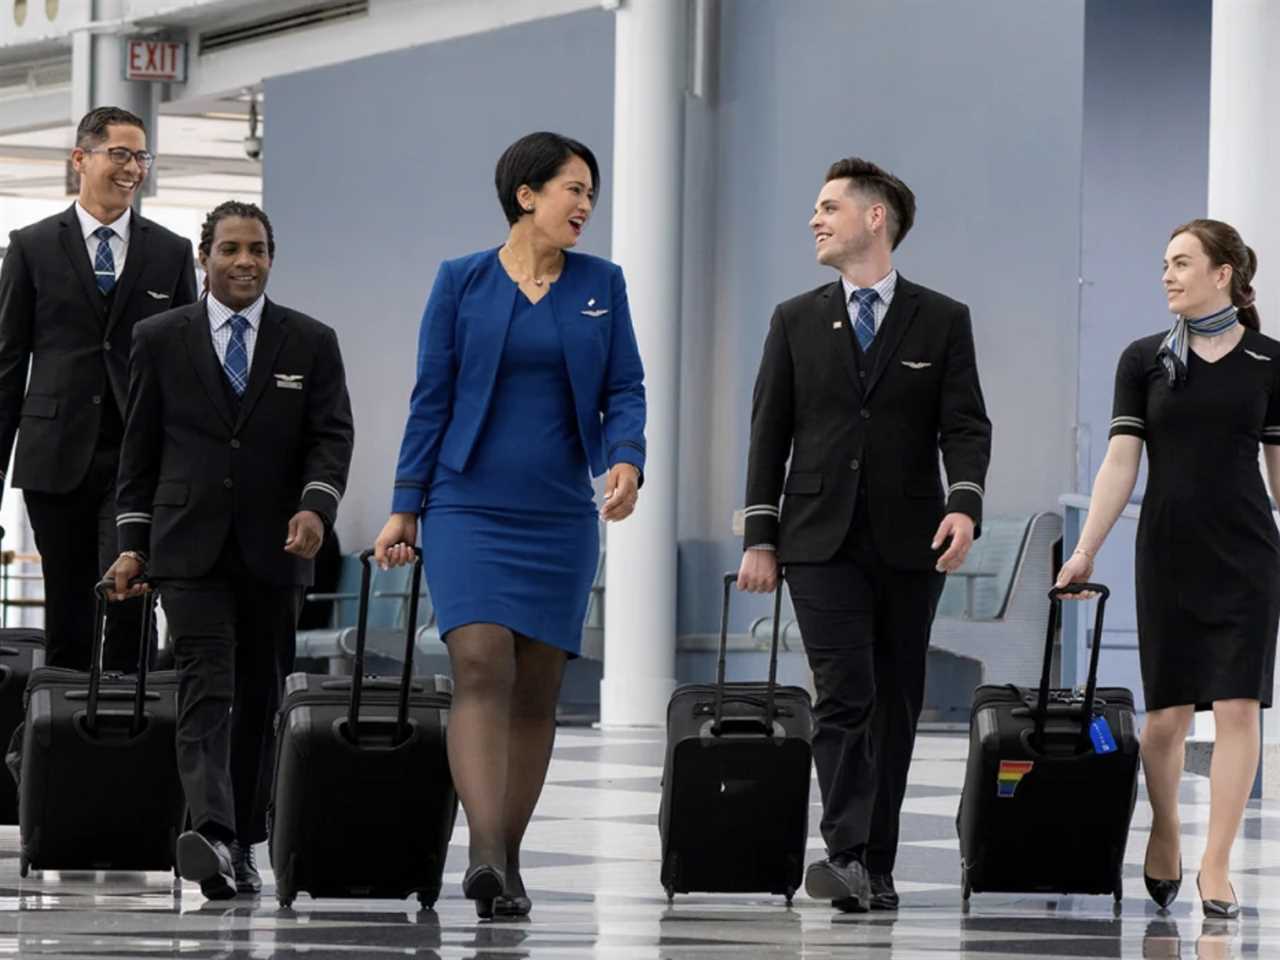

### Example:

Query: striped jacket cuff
xmin=300 ymin=480 xmax=343 ymax=524
xmin=116 ymin=513 xmax=151 ymax=555
xmin=945 ymin=482 xmax=984 ymax=525
xmin=1110 ymin=415 xmax=1146 ymax=439
xmin=1264 ymin=425 xmax=1280 ymax=446
xmin=743 ymin=503 xmax=780 ymax=550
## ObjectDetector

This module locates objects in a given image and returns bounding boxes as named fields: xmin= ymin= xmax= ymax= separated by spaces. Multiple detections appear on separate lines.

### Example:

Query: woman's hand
xmin=374 ymin=512 xmax=419 ymax=569
xmin=1054 ymin=549 xmax=1098 ymax=598
xmin=601 ymin=464 xmax=640 ymax=522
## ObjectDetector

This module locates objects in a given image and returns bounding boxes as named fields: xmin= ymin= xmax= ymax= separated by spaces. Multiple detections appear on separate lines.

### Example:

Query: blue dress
xmin=420 ymin=290 xmax=598 ymax=654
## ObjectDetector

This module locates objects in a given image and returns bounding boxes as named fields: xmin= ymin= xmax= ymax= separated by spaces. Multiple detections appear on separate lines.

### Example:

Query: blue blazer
xmin=391 ymin=247 xmax=646 ymax=514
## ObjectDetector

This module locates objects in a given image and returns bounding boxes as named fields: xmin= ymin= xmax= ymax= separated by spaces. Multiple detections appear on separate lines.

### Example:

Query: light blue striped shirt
xmin=840 ymin=268 xmax=898 ymax=333
xmin=207 ymin=293 xmax=264 ymax=369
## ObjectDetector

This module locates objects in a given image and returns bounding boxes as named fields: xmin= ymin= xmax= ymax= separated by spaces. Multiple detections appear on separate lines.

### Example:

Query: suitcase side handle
xmin=350 ymin=548 xmax=424 ymax=747
xmin=716 ymin=573 xmax=783 ymax=735
xmin=1035 ymin=583 xmax=1110 ymax=750
xmin=89 ymin=579 xmax=157 ymax=737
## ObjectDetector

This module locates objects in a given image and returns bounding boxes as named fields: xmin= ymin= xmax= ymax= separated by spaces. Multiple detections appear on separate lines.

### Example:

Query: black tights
xmin=446 ymin=623 xmax=566 ymax=895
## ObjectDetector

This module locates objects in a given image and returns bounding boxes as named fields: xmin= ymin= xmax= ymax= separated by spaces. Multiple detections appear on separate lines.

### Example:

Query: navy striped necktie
xmin=92 ymin=226 xmax=117 ymax=295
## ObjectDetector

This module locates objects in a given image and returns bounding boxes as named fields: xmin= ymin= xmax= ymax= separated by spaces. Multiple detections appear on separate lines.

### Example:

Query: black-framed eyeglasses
xmin=85 ymin=147 xmax=155 ymax=170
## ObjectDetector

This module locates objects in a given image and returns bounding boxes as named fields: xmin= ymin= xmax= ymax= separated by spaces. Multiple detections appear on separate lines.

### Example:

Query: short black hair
xmin=824 ymin=157 xmax=916 ymax=249
xmin=494 ymin=132 xmax=600 ymax=226
xmin=199 ymin=201 xmax=275 ymax=259
xmin=75 ymin=106 xmax=146 ymax=149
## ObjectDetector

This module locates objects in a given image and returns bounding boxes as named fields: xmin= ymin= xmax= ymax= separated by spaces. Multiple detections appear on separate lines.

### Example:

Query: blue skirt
xmin=421 ymin=507 xmax=598 ymax=656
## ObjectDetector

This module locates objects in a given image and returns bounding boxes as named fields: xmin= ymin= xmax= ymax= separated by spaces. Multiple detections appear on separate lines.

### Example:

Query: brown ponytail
xmin=1170 ymin=219 xmax=1260 ymax=331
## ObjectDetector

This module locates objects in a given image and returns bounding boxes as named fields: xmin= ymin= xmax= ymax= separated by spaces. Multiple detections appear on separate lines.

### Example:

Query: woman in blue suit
xmin=375 ymin=132 xmax=646 ymax=919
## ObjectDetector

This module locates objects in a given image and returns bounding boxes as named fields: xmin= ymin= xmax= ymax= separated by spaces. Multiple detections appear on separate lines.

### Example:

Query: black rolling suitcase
xmin=18 ymin=582 xmax=184 ymax=874
xmin=659 ymin=573 xmax=815 ymax=904
xmin=0 ymin=525 xmax=45 ymax=823
xmin=957 ymin=583 xmax=1140 ymax=901
xmin=269 ymin=548 xmax=458 ymax=909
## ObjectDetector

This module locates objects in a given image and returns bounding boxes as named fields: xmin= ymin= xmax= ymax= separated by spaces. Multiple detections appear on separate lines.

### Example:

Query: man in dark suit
xmin=738 ymin=158 xmax=991 ymax=912
xmin=107 ymin=201 xmax=354 ymax=900
xmin=0 ymin=106 xmax=197 ymax=670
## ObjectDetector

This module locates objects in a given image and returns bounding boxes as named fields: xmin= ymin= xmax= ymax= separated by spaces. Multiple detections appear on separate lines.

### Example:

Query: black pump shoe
xmin=463 ymin=864 xmax=505 ymax=920
xmin=1197 ymin=874 xmax=1240 ymax=919
xmin=1143 ymin=859 xmax=1182 ymax=909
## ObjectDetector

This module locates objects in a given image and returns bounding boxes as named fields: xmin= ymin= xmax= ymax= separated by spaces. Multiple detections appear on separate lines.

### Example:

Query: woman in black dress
xmin=1058 ymin=219 xmax=1274 ymax=919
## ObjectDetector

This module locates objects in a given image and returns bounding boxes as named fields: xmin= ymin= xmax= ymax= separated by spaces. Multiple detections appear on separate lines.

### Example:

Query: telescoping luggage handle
xmin=349 ymin=547 xmax=423 ymax=746
xmin=713 ymin=572 xmax=783 ymax=735
xmin=1036 ymin=582 xmax=1110 ymax=743
xmin=88 ymin=578 xmax=157 ymax=736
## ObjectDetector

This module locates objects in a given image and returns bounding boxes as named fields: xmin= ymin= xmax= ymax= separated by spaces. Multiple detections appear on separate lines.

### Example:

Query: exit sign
xmin=125 ymin=39 xmax=187 ymax=83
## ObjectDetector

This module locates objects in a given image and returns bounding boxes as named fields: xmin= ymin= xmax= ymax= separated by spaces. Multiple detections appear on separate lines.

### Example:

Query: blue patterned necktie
xmin=851 ymin=288 xmax=879 ymax=352
xmin=224 ymin=314 xmax=250 ymax=396
xmin=92 ymin=226 xmax=117 ymax=295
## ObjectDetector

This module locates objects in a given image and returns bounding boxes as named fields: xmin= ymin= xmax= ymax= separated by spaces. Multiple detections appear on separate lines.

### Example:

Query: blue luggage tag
xmin=1089 ymin=713 xmax=1118 ymax=755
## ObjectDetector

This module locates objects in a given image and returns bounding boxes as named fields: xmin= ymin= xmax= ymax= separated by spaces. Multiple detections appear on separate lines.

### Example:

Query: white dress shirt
xmin=841 ymin=268 xmax=898 ymax=334
xmin=207 ymin=293 xmax=265 ymax=369
xmin=74 ymin=202 xmax=131 ymax=279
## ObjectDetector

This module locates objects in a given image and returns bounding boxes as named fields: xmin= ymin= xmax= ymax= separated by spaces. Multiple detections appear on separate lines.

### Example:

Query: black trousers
xmin=159 ymin=536 xmax=300 ymax=845
xmin=785 ymin=502 xmax=944 ymax=874
xmin=24 ymin=445 xmax=151 ymax=672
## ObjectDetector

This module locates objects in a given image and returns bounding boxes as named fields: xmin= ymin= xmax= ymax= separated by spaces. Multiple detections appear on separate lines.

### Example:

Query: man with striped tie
xmin=0 ymin=106 xmax=197 ymax=670
xmin=737 ymin=157 xmax=991 ymax=912
xmin=106 ymin=202 xmax=354 ymax=899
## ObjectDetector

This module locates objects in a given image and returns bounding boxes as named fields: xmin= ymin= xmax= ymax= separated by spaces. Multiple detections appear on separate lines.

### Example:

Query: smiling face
xmin=809 ymin=178 xmax=885 ymax=268
xmin=518 ymin=155 xmax=594 ymax=249
xmin=72 ymin=122 xmax=147 ymax=217
xmin=1163 ymin=231 xmax=1232 ymax=318
xmin=200 ymin=216 xmax=271 ymax=311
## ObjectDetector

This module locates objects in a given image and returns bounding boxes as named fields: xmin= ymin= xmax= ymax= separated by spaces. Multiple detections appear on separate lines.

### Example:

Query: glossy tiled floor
xmin=1 ymin=730 xmax=1278 ymax=958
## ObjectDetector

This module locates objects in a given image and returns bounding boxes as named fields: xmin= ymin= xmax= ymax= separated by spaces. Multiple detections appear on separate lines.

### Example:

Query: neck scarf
xmin=1156 ymin=304 xmax=1239 ymax=388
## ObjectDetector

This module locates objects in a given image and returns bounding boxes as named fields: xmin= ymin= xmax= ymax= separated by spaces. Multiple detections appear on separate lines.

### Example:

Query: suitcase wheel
xmin=784 ymin=886 xmax=795 ymax=907
xmin=1113 ymin=863 xmax=1123 ymax=903
xmin=960 ymin=866 xmax=971 ymax=901
xmin=664 ymin=885 xmax=674 ymax=905
xmin=417 ymin=892 xmax=436 ymax=910
xmin=277 ymin=895 xmax=295 ymax=909
xmin=18 ymin=856 xmax=27 ymax=879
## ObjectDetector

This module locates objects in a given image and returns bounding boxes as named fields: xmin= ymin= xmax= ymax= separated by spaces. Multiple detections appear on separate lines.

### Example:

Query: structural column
xmin=600 ymin=0 xmax=687 ymax=727
xmin=1196 ymin=0 xmax=1280 ymax=785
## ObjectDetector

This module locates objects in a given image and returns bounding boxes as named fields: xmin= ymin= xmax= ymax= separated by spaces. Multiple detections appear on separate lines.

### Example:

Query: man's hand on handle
xmin=737 ymin=547 xmax=779 ymax=593
xmin=105 ymin=553 xmax=148 ymax=601
xmin=374 ymin=512 xmax=419 ymax=570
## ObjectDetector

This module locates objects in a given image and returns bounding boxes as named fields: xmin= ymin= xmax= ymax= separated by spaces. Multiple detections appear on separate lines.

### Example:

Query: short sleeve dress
xmin=1110 ymin=327 xmax=1280 ymax=711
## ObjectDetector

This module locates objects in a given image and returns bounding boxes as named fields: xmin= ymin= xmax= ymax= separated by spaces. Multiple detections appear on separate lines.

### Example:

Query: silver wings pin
xmin=146 ymin=290 xmax=169 ymax=300
xmin=1245 ymin=349 xmax=1271 ymax=362
xmin=901 ymin=361 xmax=933 ymax=370
xmin=580 ymin=297 xmax=608 ymax=318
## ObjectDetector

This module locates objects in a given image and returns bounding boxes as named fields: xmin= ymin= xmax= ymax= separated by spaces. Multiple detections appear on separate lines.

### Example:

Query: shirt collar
xmin=841 ymin=268 xmax=898 ymax=305
xmin=207 ymin=293 xmax=266 ymax=331
xmin=74 ymin=201 xmax=132 ymax=244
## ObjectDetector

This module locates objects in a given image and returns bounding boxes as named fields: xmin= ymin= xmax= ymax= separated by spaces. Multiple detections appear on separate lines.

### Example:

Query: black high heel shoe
xmin=1144 ymin=858 xmax=1182 ymax=910
xmin=463 ymin=864 xmax=505 ymax=920
xmin=1196 ymin=873 xmax=1240 ymax=919
xmin=494 ymin=868 xmax=532 ymax=918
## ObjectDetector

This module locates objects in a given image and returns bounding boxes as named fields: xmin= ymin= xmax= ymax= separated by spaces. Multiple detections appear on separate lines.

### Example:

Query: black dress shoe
xmin=1143 ymin=859 xmax=1181 ymax=910
xmin=1197 ymin=874 xmax=1240 ymax=919
xmin=805 ymin=856 xmax=870 ymax=913
xmin=229 ymin=840 xmax=262 ymax=895
xmin=869 ymin=873 xmax=899 ymax=910
xmin=463 ymin=864 xmax=505 ymax=920
xmin=176 ymin=830 xmax=237 ymax=901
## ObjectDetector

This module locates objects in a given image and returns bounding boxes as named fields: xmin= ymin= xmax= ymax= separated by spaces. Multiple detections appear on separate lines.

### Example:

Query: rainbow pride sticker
xmin=996 ymin=760 xmax=1034 ymax=798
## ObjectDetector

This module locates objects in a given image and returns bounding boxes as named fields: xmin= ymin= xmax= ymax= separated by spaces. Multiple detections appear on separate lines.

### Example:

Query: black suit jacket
xmin=116 ymin=298 xmax=355 ymax=586
xmin=0 ymin=204 xmax=198 ymax=492
xmin=744 ymin=274 xmax=992 ymax=570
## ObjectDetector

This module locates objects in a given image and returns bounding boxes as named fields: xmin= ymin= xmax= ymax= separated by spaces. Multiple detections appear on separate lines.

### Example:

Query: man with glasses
xmin=0 ymin=106 xmax=197 ymax=670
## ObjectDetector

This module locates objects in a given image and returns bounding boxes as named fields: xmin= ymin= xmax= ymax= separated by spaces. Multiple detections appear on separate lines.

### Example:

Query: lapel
xmin=475 ymin=249 xmax=518 ymax=405
xmin=56 ymin=204 xmax=106 ymax=320
xmin=105 ymin=214 xmax=149 ymax=339
xmin=184 ymin=299 xmax=236 ymax=431
xmin=863 ymin=276 xmax=921 ymax=400
xmin=545 ymin=254 xmax=588 ymax=405
xmin=234 ymin=298 xmax=289 ymax=431
xmin=822 ymin=281 xmax=864 ymax=399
